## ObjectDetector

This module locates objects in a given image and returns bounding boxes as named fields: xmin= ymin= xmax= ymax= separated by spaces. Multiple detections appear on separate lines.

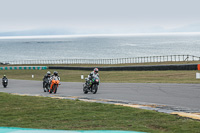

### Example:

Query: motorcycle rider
xmin=50 ymin=71 xmax=60 ymax=89
xmin=43 ymin=71 xmax=51 ymax=89
xmin=2 ymin=75 xmax=8 ymax=82
xmin=51 ymin=71 xmax=60 ymax=80
xmin=86 ymin=68 xmax=99 ymax=86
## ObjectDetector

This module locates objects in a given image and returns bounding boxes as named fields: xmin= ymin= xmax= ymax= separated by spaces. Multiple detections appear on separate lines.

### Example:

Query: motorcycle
xmin=49 ymin=77 xmax=60 ymax=94
xmin=43 ymin=77 xmax=51 ymax=92
xmin=83 ymin=75 xmax=100 ymax=94
xmin=2 ymin=78 xmax=8 ymax=88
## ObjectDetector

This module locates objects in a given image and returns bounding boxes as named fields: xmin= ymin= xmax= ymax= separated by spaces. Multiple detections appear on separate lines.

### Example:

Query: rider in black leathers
xmin=43 ymin=71 xmax=51 ymax=88
xmin=2 ymin=75 xmax=8 ymax=83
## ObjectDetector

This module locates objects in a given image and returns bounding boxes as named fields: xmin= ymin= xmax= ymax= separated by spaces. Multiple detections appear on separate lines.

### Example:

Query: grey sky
xmin=0 ymin=0 xmax=200 ymax=35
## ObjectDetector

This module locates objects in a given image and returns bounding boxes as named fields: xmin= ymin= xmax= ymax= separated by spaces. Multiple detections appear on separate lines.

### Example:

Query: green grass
xmin=1 ymin=61 xmax=200 ymax=83
xmin=1 ymin=63 xmax=200 ymax=132
xmin=0 ymin=92 xmax=200 ymax=133
xmin=0 ymin=69 xmax=200 ymax=83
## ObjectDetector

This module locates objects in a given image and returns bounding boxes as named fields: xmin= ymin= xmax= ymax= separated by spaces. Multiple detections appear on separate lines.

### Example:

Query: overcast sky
xmin=0 ymin=0 xmax=200 ymax=35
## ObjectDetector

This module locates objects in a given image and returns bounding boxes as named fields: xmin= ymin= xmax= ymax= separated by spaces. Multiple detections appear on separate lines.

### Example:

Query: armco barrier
xmin=0 ymin=66 xmax=47 ymax=70
xmin=49 ymin=64 xmax=199 ymax=71
xmin=1 ymin=64 xmax=198 ymax=71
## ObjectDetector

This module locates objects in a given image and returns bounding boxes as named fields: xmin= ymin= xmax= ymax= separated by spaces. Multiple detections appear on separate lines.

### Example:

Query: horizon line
xmin=1 ymin=32 xmax=200 ymax=39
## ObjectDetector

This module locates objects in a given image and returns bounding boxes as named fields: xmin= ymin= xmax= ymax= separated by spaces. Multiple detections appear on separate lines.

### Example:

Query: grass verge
xmin=0 ymin=69 xmax=200 ymax=83
xmin=0 ymin=92 xmax=200 ymax=133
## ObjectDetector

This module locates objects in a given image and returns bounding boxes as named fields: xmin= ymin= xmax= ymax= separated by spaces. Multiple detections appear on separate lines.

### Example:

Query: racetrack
xmin=1 ymin=79 xmax=200 ymax=113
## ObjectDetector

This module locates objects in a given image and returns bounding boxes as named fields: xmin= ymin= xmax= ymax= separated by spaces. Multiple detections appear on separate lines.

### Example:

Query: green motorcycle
xmin=83 ymin=75 xmax=100 ymax=94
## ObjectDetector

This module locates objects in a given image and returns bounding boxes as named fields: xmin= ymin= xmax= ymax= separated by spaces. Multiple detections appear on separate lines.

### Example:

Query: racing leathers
xmin=2 ymin=76 xmax=8 ymax=84
xmin=86 ymin=71 xmax=99 ymax=86
xmin=50 ymin=75 xmax=60 ymax=89
xmin=43 ymin=74 xmax=51 ymax=88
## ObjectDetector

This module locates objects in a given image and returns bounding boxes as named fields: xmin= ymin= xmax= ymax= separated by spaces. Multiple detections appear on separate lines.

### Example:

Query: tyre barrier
xmin=0 ymin=66 xmax=47 ymax=70
xmin=49 ymin=64 xmax=199 ymax=71
xmin=0 ymin=64 xmax=198 ymax=71
xmin=0 ymin=127 xmax=145 ymax=133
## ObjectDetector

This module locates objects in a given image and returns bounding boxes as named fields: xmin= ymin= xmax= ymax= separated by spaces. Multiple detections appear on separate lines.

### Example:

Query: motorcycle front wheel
xmin=54 ymin=84 xmax=57 ymax=94
xmin=92 ymin=84 xmax=98 ymax=94
xmin=83 ymin=84 xmax=88 ymax=94
xmin=49 ymin=87 xmax=52 ymax=93
xmin=3 ymin=83 xmax=7 ymax=88
xmin=44 ymin=83 xmax=47 ymax=92
xmin=46 ymin=85 xmax=50 ymax=93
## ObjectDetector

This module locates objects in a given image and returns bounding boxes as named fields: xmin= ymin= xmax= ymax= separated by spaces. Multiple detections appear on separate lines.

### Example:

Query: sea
xmin=0 ymin=33 xmax=200 ymax=62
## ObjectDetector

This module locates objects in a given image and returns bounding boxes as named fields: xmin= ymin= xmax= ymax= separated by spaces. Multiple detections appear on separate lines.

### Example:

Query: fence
xmin=1 ymin=55 xmax=200 ymax=65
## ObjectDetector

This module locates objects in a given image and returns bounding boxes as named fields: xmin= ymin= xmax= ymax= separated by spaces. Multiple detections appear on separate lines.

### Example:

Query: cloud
xmin=1 ymin=0 xmax=200 ymax=35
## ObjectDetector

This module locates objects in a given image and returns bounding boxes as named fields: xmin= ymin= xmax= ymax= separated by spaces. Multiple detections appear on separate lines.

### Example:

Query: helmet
xmin=3 ymin=75 xmax=6 ymax=78
xmin=54 ymin=71 xmax=58 ymax=76
xmin=94 ymin=68 xmax=99 ymax=74
xmin=47 ymin=71 xmax=51 ymax=76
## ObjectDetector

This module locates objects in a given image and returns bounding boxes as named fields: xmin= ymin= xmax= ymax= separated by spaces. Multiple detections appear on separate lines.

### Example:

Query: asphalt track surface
xmin=1 ymin=79 xmax=200 ymax=113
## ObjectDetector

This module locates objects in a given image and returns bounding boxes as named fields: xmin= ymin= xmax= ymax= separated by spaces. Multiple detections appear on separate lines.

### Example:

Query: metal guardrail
xmin=1 ymin=55 xmax=200 ymax=65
